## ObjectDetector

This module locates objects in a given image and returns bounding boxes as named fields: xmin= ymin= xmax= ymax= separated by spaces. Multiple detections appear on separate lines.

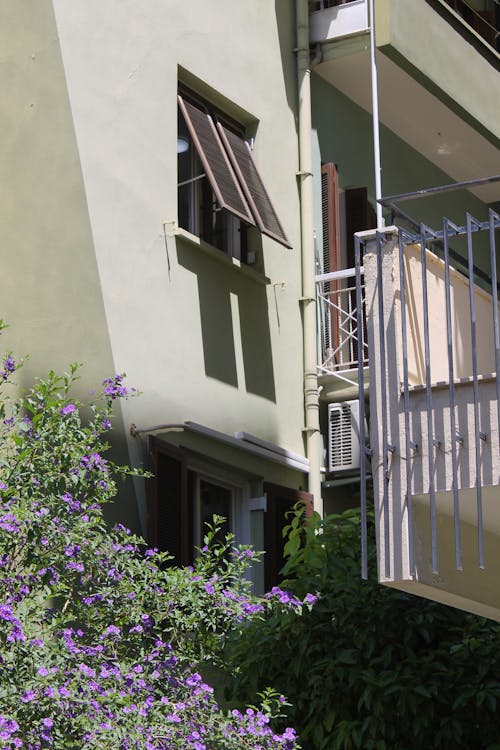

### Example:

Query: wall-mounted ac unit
xmin=328 ymin=400 xmax=362 ymax=473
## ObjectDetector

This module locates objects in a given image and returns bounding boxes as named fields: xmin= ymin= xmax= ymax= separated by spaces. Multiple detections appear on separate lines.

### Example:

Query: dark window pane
xmin=199 ymin=479 xmax=231 ymax=546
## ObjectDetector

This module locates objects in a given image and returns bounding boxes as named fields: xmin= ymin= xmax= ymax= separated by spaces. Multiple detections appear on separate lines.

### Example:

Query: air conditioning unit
xmin=328 ymin=400 xmax=363 ymax=473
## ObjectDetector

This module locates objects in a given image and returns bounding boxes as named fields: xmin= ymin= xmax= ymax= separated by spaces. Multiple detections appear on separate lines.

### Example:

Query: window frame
xmin=177 ymin=88 xmax=291 ymax=257
xmin=148 ymin=437 xmax=311 ymax=590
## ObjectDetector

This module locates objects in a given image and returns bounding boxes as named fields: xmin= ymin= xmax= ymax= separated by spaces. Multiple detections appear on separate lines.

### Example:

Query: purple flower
xmin=0 ymin=513 xmax=21 ymax=533
xmin=102 ymin=373 xmax=135 ymax=400
xmin=62 ymin=492 xmax=81 ymax=512
xmin=78 ymin=663 xmax=96 ymax=678
xmin=0 ymin=354 xmax=15 ymax=380
xmin=80 ymin=452 xmax=108 ymax=473
xmin=266 ymin=586 xmax=301 ymax=607
xmin=59 ymin=403 xmax=77 ymax=415
xmin=101 ymin=625 xmax=121 ymax=639
xmin=0 ymin=717 xmax=19 ymax=740
xmin=304 ymin=592 xmax=318 ymax=606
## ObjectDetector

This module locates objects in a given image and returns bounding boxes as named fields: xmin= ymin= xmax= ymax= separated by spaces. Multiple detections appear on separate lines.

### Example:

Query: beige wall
xmin=402 ymin=244 xmax=499 ymax=385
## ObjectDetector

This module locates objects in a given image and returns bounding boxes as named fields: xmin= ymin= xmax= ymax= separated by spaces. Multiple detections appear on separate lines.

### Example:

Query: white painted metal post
xmin=369 ymin=0 xmax=383 ymax=229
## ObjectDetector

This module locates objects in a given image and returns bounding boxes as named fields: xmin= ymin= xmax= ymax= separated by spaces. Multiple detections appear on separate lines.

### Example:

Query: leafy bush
xmin=225 ymin=506 xmax=500 ymax=750
xmin=0 ymin=321 xmax=311 ymax=749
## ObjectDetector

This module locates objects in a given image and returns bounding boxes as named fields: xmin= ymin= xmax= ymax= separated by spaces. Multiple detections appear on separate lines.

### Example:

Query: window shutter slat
xmin=178 ymin=95 xmax=255 ymax=226
xmin=321 ymin=163 xmax=341 ymax=276
xmin=217 ymin=123 xmax=292 ymax=249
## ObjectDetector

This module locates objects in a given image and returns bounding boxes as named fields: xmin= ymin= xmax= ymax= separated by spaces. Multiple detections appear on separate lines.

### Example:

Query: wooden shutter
xmin=148 ymin=437 xmax=190 ymax=566
xmin=321 ymin=163 xmax=341 ymax=276
xmin=263 ymin=483 xmax=313 ymax=591
xmin=217 ymin=122 xmax=292 ymax=249
xmin=178 ymin=95 xmax=255 ymax=225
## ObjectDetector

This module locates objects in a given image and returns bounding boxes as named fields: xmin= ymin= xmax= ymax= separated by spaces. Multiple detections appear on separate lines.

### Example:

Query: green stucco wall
xmin=311 ymin=72 xmax=494 ymax=276
xmin=48 ymin=0 xmax=304 ymax=459
xmin=1 ymin=0 xmax=308 ymax=536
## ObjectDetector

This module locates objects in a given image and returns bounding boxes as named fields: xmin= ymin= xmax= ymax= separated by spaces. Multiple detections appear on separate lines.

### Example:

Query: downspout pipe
xmin=296 ymin=0 xmax=322 ymax=514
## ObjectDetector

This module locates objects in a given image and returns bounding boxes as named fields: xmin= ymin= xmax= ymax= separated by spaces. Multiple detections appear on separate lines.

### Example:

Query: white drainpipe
xmin=369 ymin=0 xmax=384 ymax=228
xmin=296 ymin=0 xmax=322 ymax=514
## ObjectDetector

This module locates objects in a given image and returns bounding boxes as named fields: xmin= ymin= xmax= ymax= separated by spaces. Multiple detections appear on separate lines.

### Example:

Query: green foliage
xmin=0 ymin=345 xmax=302 ymax=748
xmin=225 ymin=506 xmax=500 ymax=750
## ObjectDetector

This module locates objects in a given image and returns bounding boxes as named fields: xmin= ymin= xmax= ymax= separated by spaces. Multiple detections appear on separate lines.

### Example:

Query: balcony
xmin=360 ymin=189 xmax=500 ymax=620
xmin=310 ymin=0 xmax=369 ymax=44
xmin=310 ymin=0 xmax=500 ymax=204
xmin=316 ymin=267 xmax=368 ymax=400
xmin=441 ymin=0 xmax=499 ymax=52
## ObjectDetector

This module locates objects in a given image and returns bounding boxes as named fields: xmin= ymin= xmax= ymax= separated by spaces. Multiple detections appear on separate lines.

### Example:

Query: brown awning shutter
xmin=178 ymin=95 xmax=255 ymax=226
xmin=217 ymin=122 xmax=292 ymax=249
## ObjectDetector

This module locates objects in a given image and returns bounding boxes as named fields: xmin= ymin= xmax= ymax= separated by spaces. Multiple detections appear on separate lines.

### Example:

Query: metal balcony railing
xmin=316 ymin=267 xmax=367 ymax=383
xmin=441 ymin=0 xmax=500 ymax=52
xmin=309 ymin=0 xmax=360 ymax=9
xmin=358 ymin=178 xmax=500 ymax=580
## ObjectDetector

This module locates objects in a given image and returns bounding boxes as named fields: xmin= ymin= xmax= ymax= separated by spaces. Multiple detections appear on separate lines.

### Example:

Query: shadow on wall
xmin=273 ymin=0 xmax=298 ymax=120
xmin=176 ymin=241 xmax=276 ymax=402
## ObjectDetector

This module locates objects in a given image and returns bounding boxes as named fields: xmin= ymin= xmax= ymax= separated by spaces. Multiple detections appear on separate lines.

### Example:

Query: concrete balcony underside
xmin=390 ymin=485 xmax=500 ymax=622
xmin=379 ymin=376 xmax=500 ymax=621
xmin=311 ymin=0 xmax=500 ymax=203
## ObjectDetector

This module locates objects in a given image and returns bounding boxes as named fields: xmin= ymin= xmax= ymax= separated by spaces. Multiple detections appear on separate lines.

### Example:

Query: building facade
xmin=1 ymin=0 xmax=313 ymax=593
xmin=1 ymin=0 xmax=499 ymax=607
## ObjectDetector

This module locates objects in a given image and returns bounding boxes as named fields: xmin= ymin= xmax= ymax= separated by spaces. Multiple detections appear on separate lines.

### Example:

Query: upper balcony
xmin=309 ymin=0 xmax=500 ymax=205
xmin=310 ymin=0 xmax=369 ymax=43
xmin=311 ymin=0 xmax=499 ymax=52
xmin=316 ymin=266 xmax=368 ymax=402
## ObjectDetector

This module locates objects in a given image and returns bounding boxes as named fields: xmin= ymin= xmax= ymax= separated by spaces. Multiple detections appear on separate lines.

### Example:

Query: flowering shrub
xmin=0 ymin=320 xmax=311 ymax=749
xmin=225 ymin=505 xmax=500 ymax=750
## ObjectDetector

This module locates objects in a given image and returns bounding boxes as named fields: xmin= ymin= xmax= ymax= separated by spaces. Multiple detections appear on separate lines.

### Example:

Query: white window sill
xmin=174 ymin=227 xmax=270 ymax=286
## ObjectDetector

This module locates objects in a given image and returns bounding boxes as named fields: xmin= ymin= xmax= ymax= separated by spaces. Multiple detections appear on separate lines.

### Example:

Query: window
xmin=177 ymin=89 xmax=291 ymax=259
xmin=148 ymin=437 xmax=311 ymax=592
